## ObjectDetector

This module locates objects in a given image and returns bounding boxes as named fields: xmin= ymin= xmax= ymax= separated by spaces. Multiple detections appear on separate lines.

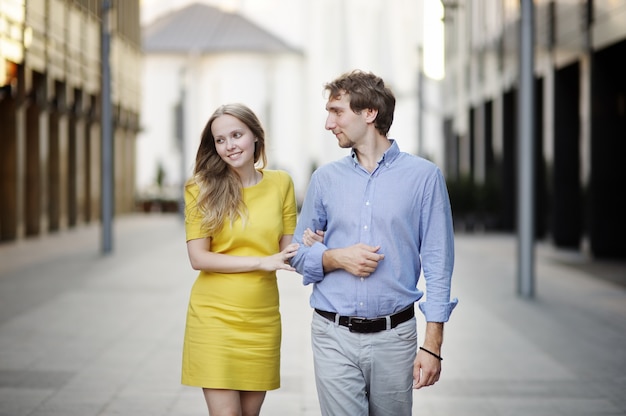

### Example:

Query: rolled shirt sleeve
xmin=419 ymin=298 xmax=458 ymax=323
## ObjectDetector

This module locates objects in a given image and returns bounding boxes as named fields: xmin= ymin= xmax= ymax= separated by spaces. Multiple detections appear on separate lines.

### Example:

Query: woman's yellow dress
xmin=181 ymin=170 xmax=297 ymax=390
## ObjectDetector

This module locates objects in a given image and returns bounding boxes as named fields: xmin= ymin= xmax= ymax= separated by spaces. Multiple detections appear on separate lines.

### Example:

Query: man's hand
xmin=302 ymin=228 xmax=325 ymax=246
xmin=322 ymin=244 xmax=384 ymax=276
xmin=412 ymin=347 xmax=442 ymax=389
xmin=413 ymin=322 xmax=444 ymax=389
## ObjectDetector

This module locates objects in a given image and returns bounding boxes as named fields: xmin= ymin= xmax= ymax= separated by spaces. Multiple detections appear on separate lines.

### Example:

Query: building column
xmin=552 ymin=63 xmax=581 ymax=249
xmin=0 ymin=84 xmax=17 ymax=241
xmin=25 ymin=70 xmax=48 ymax=237
xmin=588 ymin=41 xmax=626 ymax=259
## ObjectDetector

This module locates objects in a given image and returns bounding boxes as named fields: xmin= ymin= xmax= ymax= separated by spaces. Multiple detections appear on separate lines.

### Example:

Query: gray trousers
xmin=311 ymin=311 xmax=417 ymax=416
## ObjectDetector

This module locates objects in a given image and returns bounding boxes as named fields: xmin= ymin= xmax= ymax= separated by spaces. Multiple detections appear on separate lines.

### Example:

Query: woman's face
xmin=211 ymin=114 xmax=257 ymax=171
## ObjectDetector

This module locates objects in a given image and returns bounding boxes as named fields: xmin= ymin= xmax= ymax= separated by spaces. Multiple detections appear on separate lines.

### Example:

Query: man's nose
xmin=325 ymin=116 xmax=335 ymax=130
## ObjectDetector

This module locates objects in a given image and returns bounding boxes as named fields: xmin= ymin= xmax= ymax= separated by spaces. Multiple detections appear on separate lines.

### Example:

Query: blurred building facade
xmin=137 ymin=0 xmax=426 ymax=209
xmin=441 ymin=0 xmax=626 ymax=259
xmin=137 ymin=2 xmax=304 ymax=209
xmin=0 ymin=0 xmax=141 ymax=243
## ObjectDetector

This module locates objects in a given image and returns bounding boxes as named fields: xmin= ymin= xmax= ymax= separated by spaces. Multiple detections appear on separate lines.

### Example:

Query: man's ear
xmin=364 ymin=108 xmax=378 ymax=123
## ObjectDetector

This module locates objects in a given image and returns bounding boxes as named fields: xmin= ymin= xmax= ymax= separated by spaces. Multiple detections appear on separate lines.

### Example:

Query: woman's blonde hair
xmin=188 ymin=103 xmax=267 ymax=236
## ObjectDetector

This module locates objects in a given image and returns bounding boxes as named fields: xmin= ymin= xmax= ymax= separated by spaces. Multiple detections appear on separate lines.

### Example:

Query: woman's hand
xmin=303 ymin=228 xmax=325 ymax=247
xmin=260 ymin=242 xmax=299 ymax=271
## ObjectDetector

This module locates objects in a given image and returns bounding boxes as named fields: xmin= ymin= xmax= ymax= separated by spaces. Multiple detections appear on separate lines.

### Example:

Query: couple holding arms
xmin=181 ymin=69 xmax=458 ymax=416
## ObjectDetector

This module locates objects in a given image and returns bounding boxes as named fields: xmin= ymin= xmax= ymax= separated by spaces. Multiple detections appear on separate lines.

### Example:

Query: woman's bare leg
xmin=203 ymin=388 xmax=240 ymax=416
xmin=240 ymin=391 xmax=266 ymax=416
xmin=202 ymin=389 xmax=266 ymax=416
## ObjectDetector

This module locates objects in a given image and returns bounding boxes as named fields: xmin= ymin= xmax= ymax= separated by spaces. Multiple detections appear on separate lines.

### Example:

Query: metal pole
xmin=177 ymin=68 xmax=186 ymax=219
xmin=101 ymin=0 xmax=113 ymax=254
xmin=417 ymin=46 xmax=424 ymax=156
xmin=517 ymin=0 xmax=535 ymax=297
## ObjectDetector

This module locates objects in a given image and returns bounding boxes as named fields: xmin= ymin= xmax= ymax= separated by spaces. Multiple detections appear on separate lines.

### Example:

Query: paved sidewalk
xmin=0 ymin=213 xmax=625 ymax=415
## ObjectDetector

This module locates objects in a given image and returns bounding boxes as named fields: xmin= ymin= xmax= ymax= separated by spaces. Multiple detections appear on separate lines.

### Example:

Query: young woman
xmin=182 ymin=103 xmax=299 ymax=416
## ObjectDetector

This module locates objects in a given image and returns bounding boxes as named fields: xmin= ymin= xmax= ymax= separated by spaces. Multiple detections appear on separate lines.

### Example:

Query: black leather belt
xmin=315 ymin=306 xmax=414 ymax=333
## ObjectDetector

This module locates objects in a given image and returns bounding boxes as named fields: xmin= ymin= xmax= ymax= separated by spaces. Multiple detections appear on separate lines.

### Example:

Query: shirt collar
xmin=350 ymin=139 xmax=400 ymax=167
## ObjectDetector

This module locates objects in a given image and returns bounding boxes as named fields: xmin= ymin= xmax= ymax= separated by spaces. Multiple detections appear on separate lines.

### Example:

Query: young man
xmin=291 ymin=70 xmax=458 ymax=416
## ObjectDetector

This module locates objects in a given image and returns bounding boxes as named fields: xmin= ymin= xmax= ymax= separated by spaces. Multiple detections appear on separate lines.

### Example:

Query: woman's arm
xmin=279 ymin=234 xmax=294 ymax=251
xmin=187 ymin=237 xmax=298 ymax=273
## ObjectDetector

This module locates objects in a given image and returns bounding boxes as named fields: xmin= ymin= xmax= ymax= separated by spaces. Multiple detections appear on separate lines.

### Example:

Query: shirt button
xmin=363 ymin=225 xmax=368 ymax=230
xmin=360 ymin=277 xmax=364 ymax=282
xmin=365 ymin=201 xmax=370 ymax=206
xmin=359 ymin=302 xmax=364 ymax=306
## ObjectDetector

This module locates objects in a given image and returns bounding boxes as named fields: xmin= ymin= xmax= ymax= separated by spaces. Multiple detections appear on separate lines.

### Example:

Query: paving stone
xmin=0 ymin=214 xmax=624 ymax=415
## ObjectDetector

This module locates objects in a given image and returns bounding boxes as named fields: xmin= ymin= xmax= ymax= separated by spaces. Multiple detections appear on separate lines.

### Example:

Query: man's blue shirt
xmin=291 ymin=140 xmax=458 ymax=322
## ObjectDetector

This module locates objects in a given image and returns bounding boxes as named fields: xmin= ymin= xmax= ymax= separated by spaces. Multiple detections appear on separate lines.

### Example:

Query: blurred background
xmin=1 ymin=2 xmax=626 ymax=415
xmin=1 ymin=0 xmax=625 ymax=261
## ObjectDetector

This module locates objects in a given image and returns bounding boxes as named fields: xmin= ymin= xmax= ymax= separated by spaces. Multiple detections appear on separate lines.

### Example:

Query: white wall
xmin=136 ymin=54 xmax=186 ymax=196
xmin=137 ymin=51 xmax=305 ymax=198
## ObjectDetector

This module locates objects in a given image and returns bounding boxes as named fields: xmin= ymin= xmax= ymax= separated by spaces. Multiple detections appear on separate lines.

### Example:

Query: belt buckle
xmin=348 ymin=317 xmax=375 ymax=333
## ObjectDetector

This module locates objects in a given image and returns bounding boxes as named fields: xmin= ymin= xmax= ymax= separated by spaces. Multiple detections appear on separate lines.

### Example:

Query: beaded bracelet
xmin=419 ymin=346 xmax=443 ymax=361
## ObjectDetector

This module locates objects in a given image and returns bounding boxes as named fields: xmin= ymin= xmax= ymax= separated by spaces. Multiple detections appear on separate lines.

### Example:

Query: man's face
xmin=325 ymin=92 xmax=369 ymax=149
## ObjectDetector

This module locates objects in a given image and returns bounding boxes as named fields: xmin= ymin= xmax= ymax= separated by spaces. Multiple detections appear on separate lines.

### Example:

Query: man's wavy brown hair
xmin=324 ymin=69 xmax=396 ymax=136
